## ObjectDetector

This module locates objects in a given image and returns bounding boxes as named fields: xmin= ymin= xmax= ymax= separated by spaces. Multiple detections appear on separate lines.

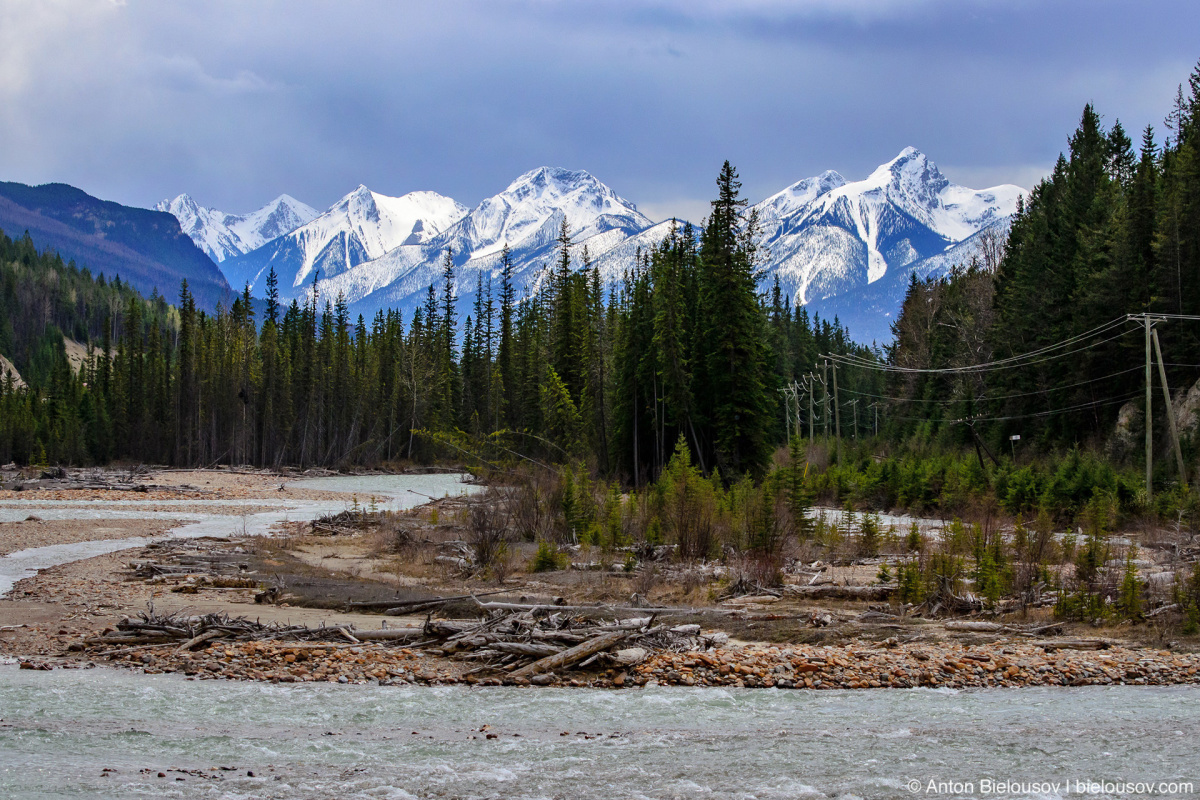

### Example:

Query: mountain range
xmin=0 ymin=181 xmax=231 ymax=309
xmin=158 ymin=149 xmax=1023 ymax=342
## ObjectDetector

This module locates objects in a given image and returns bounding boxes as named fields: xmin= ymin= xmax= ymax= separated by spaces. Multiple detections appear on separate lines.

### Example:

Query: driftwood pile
xmin=128 ymin=540 xmax=254 ymax=580
xmin=310 ymin=509 xmax=373 ymax=536
xmin=84 ymin=602 xmax=730 ymax=682
xmin=85 ymin=609 xmax=364 ymax=653
xmin=10 ymin=465 xmax=214 ymax=494
xmin=411 ymin=604 xmax=726 ymax=680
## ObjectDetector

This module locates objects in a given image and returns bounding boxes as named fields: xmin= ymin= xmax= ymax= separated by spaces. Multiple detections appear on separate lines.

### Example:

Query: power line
xmin=950 ymin=390 xmax=1144 ymax=424
xmin=878 ymin=390 xmax=1143 ymax=425
xmin=825 ymin=316 xmax=1133 ymax=374
xmin=836 ymin=364 xmax=1145 ymax=405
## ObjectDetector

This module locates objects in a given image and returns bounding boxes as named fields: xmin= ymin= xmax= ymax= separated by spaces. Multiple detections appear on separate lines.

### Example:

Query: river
xmin=0 ymin=668 xmax=1196 ymax=799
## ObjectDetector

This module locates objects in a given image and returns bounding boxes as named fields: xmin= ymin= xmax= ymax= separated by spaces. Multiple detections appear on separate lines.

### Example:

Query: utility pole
xmin=1152 ymin=327 xmax=1187 ymax=482
xmin=822 ymin=362 xmax=831 ymax=441
xmin=831 ymin=361 xmax=842 ymax=465
xmin=849 ymin=398 xmax=858 ymax=439
xmin=804 ymin=375 xmax=814 ymax=441
xmin=1145 ymin=314 xmax=1153 ymax=502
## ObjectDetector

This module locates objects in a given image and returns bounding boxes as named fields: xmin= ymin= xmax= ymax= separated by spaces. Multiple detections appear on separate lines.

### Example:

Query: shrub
xmin=530 ymin=540 xmax=566 ymax=573
xmin=905 ymin=521 xmax=922 ymax=553
xmin=897 ymin=561 xmax=923 ymax=604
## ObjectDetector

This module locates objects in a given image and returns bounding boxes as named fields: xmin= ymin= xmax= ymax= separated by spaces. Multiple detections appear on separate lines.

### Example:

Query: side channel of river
xmin=0 ymin=473 xmax=482 ymax=596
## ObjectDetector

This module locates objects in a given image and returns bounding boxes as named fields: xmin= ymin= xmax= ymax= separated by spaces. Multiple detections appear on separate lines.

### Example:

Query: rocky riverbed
xmin=18 ymin=636 xmax=1200 ymax=692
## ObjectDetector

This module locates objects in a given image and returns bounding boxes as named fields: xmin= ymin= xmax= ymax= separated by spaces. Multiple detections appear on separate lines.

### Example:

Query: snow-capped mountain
xmin=156 ymin=194 xmax=318 ymax=263
xmin=753 ymin=147 xmax=1021 ymax=313
xmin=308 ymin=167 xmax=652 ymax=318
xmin=220 ymin=186 xmax=468 ymax=295
xmin=185 ymin=150 xmax=1020 ymax=342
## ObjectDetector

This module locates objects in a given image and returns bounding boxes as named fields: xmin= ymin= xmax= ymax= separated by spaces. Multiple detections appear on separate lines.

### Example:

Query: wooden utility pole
xmin=1152 ymin=327 xmax=1187 ymax=482
xmin=804 ymin=375 xmax=814 ymax=441
xmin=831 ymin=361 xmax=842 ymax=465
xmin=1145 ymin=315 xmax=1153 ymax=502
xmin=822 ymin=363 xmax=830 ymax=441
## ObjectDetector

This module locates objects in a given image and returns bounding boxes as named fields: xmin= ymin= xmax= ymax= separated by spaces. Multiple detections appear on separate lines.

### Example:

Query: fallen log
xmin=944 ymin=621 xmax=1004 ymax=632
xmin=509 ymin=630 xmax=630 ymax=679
xmin=85 ymin=635 xmax=175 ymax=646
xmin=489 ymin=642 xmax=564 ymax=658
xmin=353 ymin=627 xmax=424 ymax=641
xmin=1041 ymin=639 xmax=1113 ymax=651
xmin=175 ymin=629 xmax=224 ymax=653
xmin=477 ymin=601 xmax=676 ymax=615
xmin=783 ymin=585 xmax=893 ymax=600
xmin=349 ymin=589 xmax=508 ymax=611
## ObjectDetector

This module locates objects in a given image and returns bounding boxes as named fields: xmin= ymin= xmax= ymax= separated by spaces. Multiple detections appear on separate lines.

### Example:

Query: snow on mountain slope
xmin=156 ymin=194 xmax=318 ymax=263
xmin=219 ymin=186 xmax=467 ymax=294
xmin=807 ymin=216 xmax=1015 ymax=344
xmin=312 ymin=167 xmax=653 ymax=317
xmin=755 ymin=147 xmax=1021 ymax=307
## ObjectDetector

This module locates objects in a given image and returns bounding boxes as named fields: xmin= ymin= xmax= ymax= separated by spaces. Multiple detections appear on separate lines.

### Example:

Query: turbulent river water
xmin=0 ymin=670 xmax=1197 ymax=799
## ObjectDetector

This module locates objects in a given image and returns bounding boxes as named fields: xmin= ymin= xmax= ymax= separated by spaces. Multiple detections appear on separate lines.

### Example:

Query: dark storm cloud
xmin=1 ymin=0 xmax=1196 ymax=221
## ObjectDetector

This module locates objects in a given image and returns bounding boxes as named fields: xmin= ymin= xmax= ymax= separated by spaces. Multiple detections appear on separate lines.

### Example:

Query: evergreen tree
xmin=696 ymin=161 xmax=772 ymax=479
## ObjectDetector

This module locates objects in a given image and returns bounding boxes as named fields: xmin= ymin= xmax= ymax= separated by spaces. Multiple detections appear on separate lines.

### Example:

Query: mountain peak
xmin=156 ymin=193 xmax=199 ymax=216
xmin=157 ymin=192 xmax=318 ymax=263
xmin=864 ymin=147 xmax=945 ymax=191
xmin=752 ymin=147 xmax=1023 ymax=310
xmin=504 ymin=166 xmax=605 ymax=198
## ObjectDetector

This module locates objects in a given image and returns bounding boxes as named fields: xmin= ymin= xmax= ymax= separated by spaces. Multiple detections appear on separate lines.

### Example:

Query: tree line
xmin=0 ymin=161 xmax=878 ymax=479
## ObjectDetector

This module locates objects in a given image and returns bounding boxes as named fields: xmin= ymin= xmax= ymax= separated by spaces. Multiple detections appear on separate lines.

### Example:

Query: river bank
xmin=3 ymin=466 xmax=1199 ymax=694
xmin=16 ymin=635 xmax=1200 ymax=692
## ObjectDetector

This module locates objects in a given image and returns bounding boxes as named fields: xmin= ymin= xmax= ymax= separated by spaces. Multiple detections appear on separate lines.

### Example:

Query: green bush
xmin=530 ymin=540 xmax=566 ymax=573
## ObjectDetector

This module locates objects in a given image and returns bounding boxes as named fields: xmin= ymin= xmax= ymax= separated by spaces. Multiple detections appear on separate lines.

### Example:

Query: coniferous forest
xmin=0 ymin=162 xmax=878 ymax=479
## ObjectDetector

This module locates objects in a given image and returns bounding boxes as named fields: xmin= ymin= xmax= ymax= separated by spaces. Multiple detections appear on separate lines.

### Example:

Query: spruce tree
xmin=696 ymin=161 xmax=772 ymax=479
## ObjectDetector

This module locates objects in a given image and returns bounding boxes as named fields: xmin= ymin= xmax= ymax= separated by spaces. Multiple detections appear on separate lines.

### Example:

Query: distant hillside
xmin=0 ymin=181 xmax=231 ymax=309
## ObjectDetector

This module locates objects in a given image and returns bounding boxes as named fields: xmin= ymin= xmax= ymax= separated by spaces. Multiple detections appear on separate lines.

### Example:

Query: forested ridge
xmin=727 ymin=59 xmax=1200 ymax=536
xmin=0 ymin=162 xmax=878 ymax=477
xmin=884 ymin=64 xmax=1200 ymax=460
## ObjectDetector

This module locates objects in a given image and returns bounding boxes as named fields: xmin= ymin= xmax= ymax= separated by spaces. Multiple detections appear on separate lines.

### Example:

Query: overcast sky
xmin=2 ymin=0 xmax=1197 ymax=222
